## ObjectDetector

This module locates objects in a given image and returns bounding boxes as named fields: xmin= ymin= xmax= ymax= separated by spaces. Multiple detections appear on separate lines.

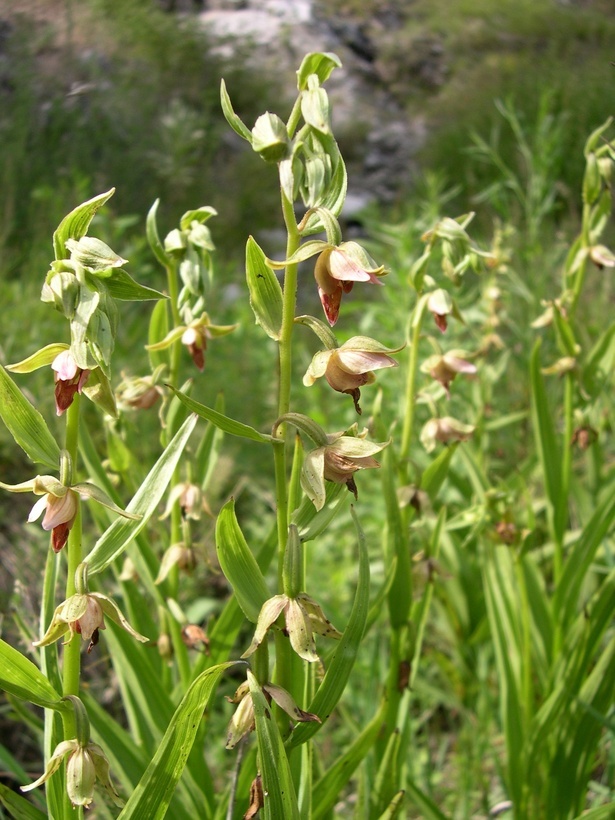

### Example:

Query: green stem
xmin=62 ymin=396 xmax=82 ymax=707
xmin=166 ymin=259 xmax=183 ymax=390
xmin=399 ymin=314 xmax=423 ymax=476
xmin=274 ymin=191 xmax=301 ymax=579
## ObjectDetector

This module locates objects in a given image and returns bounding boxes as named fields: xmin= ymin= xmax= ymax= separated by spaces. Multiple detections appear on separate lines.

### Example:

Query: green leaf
xmin=166 ymin=386 xmax=272 ymax=443
xmin=248 ymin=671 xmax=300 ymax=820
xmin=572 ymin=804 xmax=615 ymax=820
xmin=420 ymin=444 xmax=456 ymax=501
xmin=530 ymin=341 xmax=564 ymax=543
xmin=405 ymin=780 xmax=448 ymax=820
xmin=53 ymin=188 xmax=115 ymax=260
xmin=0 ymin=364 xmax=60 ymax=468
xmin=553 ymin=489 xmax=615 ymax=629
xmin=85 ymin=414 xmax=198 ymax=574
xmin=289 ymin=506 xmax=370 ymax=747
xmin=0 ymin=639 xmax=67 ymax=710
xmin=215 ymin=499 xmax=270 ymax=623
xmin=245 ymin=236 xmax=284 ymax=340
xmin=118 ymin=662 xmax=236 ymax=820
xmin=312 ymin=701 xmax=386 ymax=819
xmin=220 ymin=79 xmax=253 ymax=143
xmin=0 ymin=782 xmax=47 ymax=820
xmin=296 ymin=52 xmax=342 ymax=90
xmin=146 ymin=199 xmax=170 ymax=268
xmin=98 ymin=268 xmax=167 ymax=301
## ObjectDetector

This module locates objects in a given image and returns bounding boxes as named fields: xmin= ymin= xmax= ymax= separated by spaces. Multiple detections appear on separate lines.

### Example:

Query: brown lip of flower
xmin=303 ymin=337 xmax=401 ymax=414
xmin=51 ymin=350 xmax=90 ymax=415
xmin=28 ymin=487 xmax=79 ymax=553
xmin=314 ymin=244 xmax=386 ymax=326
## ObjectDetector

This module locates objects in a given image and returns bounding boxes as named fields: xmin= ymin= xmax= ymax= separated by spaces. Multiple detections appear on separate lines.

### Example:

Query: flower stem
xmin=399 ymin=313 xmax=423 ymax=477
xmin=62 ymin=395 xmax=82 ymax=716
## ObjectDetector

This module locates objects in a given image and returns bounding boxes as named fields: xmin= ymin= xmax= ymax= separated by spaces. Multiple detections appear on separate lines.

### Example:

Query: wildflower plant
xmin=0 ymin=52 xmax=612 ymax=820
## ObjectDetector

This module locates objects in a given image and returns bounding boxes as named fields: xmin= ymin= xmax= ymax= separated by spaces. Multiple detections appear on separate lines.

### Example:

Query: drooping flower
xmin=33 ymin=591 xmax=148 ymax=653
xmin=160 ymin=481 xmax=212 ymax=521
xmin=242 ymin=592 xmax=342 ymax=663
xmin=155 ymin=543 xmax=196 ymax=584
xmin=301 ymin=428 xmax=389 ymax=510
xmin=51 ymin=349 xmax=90 ymax=415
xmin=421 ymin=350 xmax=477 ymax=397
xmin=0 ymin=473 xmax=140 ymax=553
xmin=426 ymin=289 xmax=455 ymax=333
xmin=420 ymin=416 xmax=475 ymax=453
xmin=146 ymin=312 xmax=238 ymax=372
xmin=303 ymin=335 xmax=401 ymax=413
xmin=21 ymin=738 xmax=123 ymax=808
xmin=314 ymin=241 xmax=386 ymax=325
xmin=225 ymin=679 xmax=320 ymax=749
xmin=116 ymin=367 xmax=166 ymax=411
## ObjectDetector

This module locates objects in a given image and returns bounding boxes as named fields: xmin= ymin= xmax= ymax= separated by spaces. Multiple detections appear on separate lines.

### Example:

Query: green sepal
xmin=71 ymin=482 xmax=141 ymax=520
xmin=6 ymin=343 xmax=69 ymax=374
xmin=296 ymin=52 xmax=342 ymax=90
xmin=246 ymin=236 xmax=284 ymax=340
xmin=220 ymin=79 xmax=253 ymax=143
xmin=146 ymin=199 xmax=170 ymax=268
xmin=85 ymin=414 xmax=198 ymax=574
xmin=0 ymin=364 xmax=60 ymax=468
xmin=0 ymin=638 xmax=69 ymax=711
xmin=266 ymin=239 xmax=328 ymax=268
xmin=215 ymin=499 xmax=270 ymax=623
xmin=53 ymin=188 xmax=115 ymax=261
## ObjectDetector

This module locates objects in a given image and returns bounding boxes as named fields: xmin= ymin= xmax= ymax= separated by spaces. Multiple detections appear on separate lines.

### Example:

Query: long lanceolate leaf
xmin=118 ymin=662 xmax=237 ymax=820
xmin=215 ymin=498 xmax=270 ymax=624
xmin=0 ymin=783 xmax=47 ymax=820
xmin=530 ymin=341 xmax=566 ymax=545
xmin=0 ymin=365 xmax=60 ymax=469
xmin=166 ymin=386 xmax=272 ymax=443
xmin=289 ymin=505 xmax=370 ymax=748
xmin=0 ymin=639 xmax=67 ymax=711
xmin=312 ymin=700 xmax=386 ymax=819
xmin=553 ymin=488 xmax=615 ymax=630
xmin=85 ymin=414 xmax=198 ymax=574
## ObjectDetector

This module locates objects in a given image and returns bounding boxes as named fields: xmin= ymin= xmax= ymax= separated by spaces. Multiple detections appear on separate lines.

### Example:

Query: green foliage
xmin=0 ymin=32 xmax=614 ymax=820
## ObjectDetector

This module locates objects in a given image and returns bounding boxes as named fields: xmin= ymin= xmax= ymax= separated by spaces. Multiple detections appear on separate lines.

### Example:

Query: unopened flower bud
xmin=252 ymin=112 xmax=290 ymax=163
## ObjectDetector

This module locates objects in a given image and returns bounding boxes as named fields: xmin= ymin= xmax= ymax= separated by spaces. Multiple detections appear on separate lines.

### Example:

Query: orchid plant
xmin=5 ymin=51 xmax=608 ymax=820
